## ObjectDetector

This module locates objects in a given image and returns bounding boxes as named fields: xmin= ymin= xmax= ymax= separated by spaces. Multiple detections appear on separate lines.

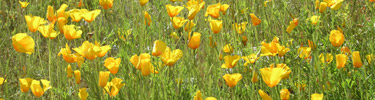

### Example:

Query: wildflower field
xmin=1 ymin=0 xmax=375 ymax=99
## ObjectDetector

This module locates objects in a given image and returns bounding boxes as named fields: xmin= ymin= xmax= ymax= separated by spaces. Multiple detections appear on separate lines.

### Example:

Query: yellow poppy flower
xmin=30 ymin=80 xmax=51 ymax=97
xmin=315 ymin=0 xmax=320 ymax=9
xmin=194 ymin=90 xmax=202 ymax=100
xmin=63 ymin=25 xmax=82 ymax=40
xmin=46 ymin=5 xmax=56 ymax=21
xmin=67 ymin=64 xmax=72 ymax=78
xmin=330 ymin=0 xmax=343 ymax=10
xmin=309 ymin=15 xmax=320 ymax=25
xmin=251 ymin=71 xmax=258 ymax=83
xmin=104 ymin=78 xmax=125 ymax=97
xmin=286 ymin=18 xmax=298 ymax=33
xmin=144 ymin=11 xmax=152 ymax=26
xmin=130 ymin=53 xmax=150 ymax=70
xmin=57 ymin=4 xmax=69 ymax=19
xmin=366 ymin=54 xmax=373 ymax=64
xmin=260 ymin=38 xmax=280 ymax=56
xmin=152 ymin=40 xmax=167 ymax=56
xmin=308 ymin=40 xmax=316 ymax=50
xmin=58 ymin=43 xmax=75 ymax=63
xmin=234 ymin=22 xmax=247 ymax=34
xmin=311 ymin=93 xmax=323 ymax=100
xmin=25 ymin=15 xmax=48 ymax=32
xmin=82 ymin=9 xmax=101 ymax=23
xmin=57 ymin=17 xmax=68 ymax=33
xmin=170 ymin=0 xmax=183 ymax=2
xmin=258 ymin=89 xmax=272 ymax=100
xmin=38 ymin=22 xmax=60 ymax=39
xmin=104 ymin=57 xmax=121 ymax=74
xmin=319 ymin=2 xmax=328 ymax=13
xmin=185 ymin=20 xmax=196 ymax=32
xmin=74 ymin=70 xmax=81 ymax=84
xmin=160 ymin=47 xmax=183 ymax=66
xmin=68 ymin=9 xmax=84 ymax=22
xmin=99 ymin=71 xmax=110 ymax=87
xmin=329 ymin=29 xmax=345 ymax=47
xmin=209 ymin=36 xmax=217 ymax=48
xmin=170 ymin=32 xmax=179 ymax=40
xmin=280 ymin=89 xmax=290 ymax=100
xmin=220 ymin=4 xmax=229 ymax=15
xmin=336 ymin=54 xmax=347 ymax=69
xmin=205 ymin=97 xmax=217 ymax=100
xmin=188 ymin=32 xmax=201 ymax=49
xmin=166 ymin=4 xmax=184 ymax=17
xmin=171 ymin=17 xmax=187 ymax=29
xmin=277 ymin=45 xmax=290 ymax=57
xmin=129 ymin=54 xmax=159 ymax=75
xmin=260 ymin=66 xmax=284 ymax=88
xmin=0 ymin=77 xmax=4 ymax=86
xmin=19 ymin=1 xmax=29 ymax=8
xmin=242 ymin=36 xmax=248 ymax=46
xmin=243 ymin=54 xmax=258 ymax=66
xmin=73 ymin=53 xmax=85 ymax=68
xmin=319 ymin=53 xmax=333 ymax=64
xmin=19 ymin=78 xmax=34 ymax=92
xmin=99 ymin=0 xmax=114 ymax=9
xmin=297 ymin=46 xmax=311 ymax=59
xmin=352 ymin=51 xmax=363 ymax=68
xmin=140 ymin=0 xmax=149 ymax=6
xmin=274 ymin=64 xmax=291 ymax=79
xmin=250 ymin=13 xmax=261 ymax=26
xmin=205 ymin=3 xmax=221 ymax=18
xmin=209 ymin=19 xmax=223 ymax=34
xmin=12 ymin=33 xmax=35 ymax=54
xmin=95 ymin=42 xmax=111 ymax=57
xmin=187 ymin=2 xmax=205 ymax=20
xmin=79 ymin=88 xmax=88 ymax=100
xmin=222 ymin=73 xmax=242 ymax=88
xmin=222 ymin=44 xmax=233 ymax=53
xmin=73 ymin=41 xmax=102 ymax=60
xmin=340 ymin=46 xmax=351 ymax=55
xmin=221 ymin=55 xmax=240 ymax=68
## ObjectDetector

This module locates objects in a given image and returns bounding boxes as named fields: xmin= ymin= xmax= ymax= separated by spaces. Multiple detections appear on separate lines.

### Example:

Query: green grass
xmin=1 ymin=0 xmax=375 ymax=99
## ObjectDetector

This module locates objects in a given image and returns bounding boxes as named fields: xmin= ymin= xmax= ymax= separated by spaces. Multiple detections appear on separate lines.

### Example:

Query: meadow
xmin=1 ymin=0 xmax=375 ymax=99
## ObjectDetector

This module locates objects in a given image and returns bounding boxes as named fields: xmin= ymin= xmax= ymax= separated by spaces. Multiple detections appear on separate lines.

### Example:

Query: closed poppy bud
xmin=315 ymin=0 xmax=320 ymax=9
xmin=319 ymin=53 xmax=333 ymax=64
xmin=221 ymin=55 xmax=240 ymax=68
xmin=99 ymin=71 xmax=110 ymax=87
xmin=260 ymin=67 xmax=284 ymax=88
xmin=63 ymin=25 xmax=82 ymax=40
xmin=171 ymin=17 xmax=187 ymax=29
xmin=144 ymin=11 xmax=152 ymax=26
xmin=205 ymin=97 xmax=217 ymax=100
xmin=222 ymin=44 xmax=233 ymax=53
xmin=57 ymin=17 xmax=68 ymax=33
xmin=82 ymin=9 xmax=101 ymax=23
xmin=0 ymin=77 xmax=4 ymax=86
xmin=219 ymin=52 xmax=223 ymax=60
xmin=250 ymin=13 xmax=261 ymax=26
xmin=19 ymin=78 xmax=34 ymax=92
xmin=74 ymin=70 xmax=81 ymax=84
xmin=341 ymin=46 xmax=351 ymax=55
xmin=311 ymin=93 xmax=323 ymax=100
xmin=19 ymin=1 xmax=29 ymax=8
xmin=104 ymin=57 xmax=121 ymax=74
xmin=188 ymin=32 xmax=201 ymax=49
xmin=286 ymin=18 xmax=298 ymax=33
xmin=222 ymin=73 xmax=242 ymax=88
xmin=99 ymin=0 xmax=114 ymax=9
xmin=234 ymin=22 xmax=247 ymax=34
xmin=220 ymin=4 xmax=229 ymax=15
xmin=209 ymin=19 xmax=223 ymax=34
xmin=185 ymin=20 xmax=196 ymax=32
xmin=67 ymin=64 xmax=72 ymax=78
xmin=194 ymin=90 xmax=202 ymax=100
xmin=251 ymin=71 xmax=258 ymax=83
xmin=25 ymin=15 xmax=48 ymax=32
xmin=336 ymin=54 xmax=347 ymax=69
xmin=330 ymin=0 xmax=343 ymax=10
xmin=366 ymin=54 xmax=373 ymax=64
xmin=308 ymin=40 xmax=316 ymax=50
xmin=30 ymin=80 xmax=51 ymax=97
xmin=160 ymin=47 xmax=183 ymax=66
xmin=258 ymin=89 xmax=272 ymax=100
xmin=209 ymin=36 xmax=217 ymax=48
xmin=329 ymin=29 xmax=345 ymax=47
xmin=152 ymin=40 xmax=167 ymax=56
xmin=105 ymin=78 xmax=125 ymax=97
xmin=280 ymin=89 xmax=290 ymax=100
xmin=79 ymin=88 xmax=88 ymax=100
xmin=205 ymin=3 xmax=221 ymax=18
xmin=187 ymin=2 xmax=205 ymax=20
xmin=46 ymin=6 xmax=56 ymax=21
xmin=140 ymin=0 xmax=149 ymax=6
xmin=242 ymin=36 xmax=248 ymax=46
xmin=166 ymin=4 xmax=184 ymax=17
xmin=319 ymin=2 xmax=327 ymax=13
xmin=12 ymin=33 xmax=35 ymax=54
xmin=57 ymin=4 xmax=69 ymax=19
xmin=352 ymin=51 xmax=363 ymax=68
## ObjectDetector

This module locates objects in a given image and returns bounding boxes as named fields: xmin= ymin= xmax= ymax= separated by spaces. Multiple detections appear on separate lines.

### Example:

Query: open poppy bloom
xmin=319 ymin=2 xmax=328 ymax=13
xmin=95 ymin=42 xmax=111 ymax=57
xmin=185 ymin=20 xmax=196 ymax=32
xmin=74 ymin=70 xmax=81 ymax=84
xmin=336 ymin=54 xmax=347 ymax=69
xmin=188 ymin=32 xmax=201 ymax=49
xmin=82 ymin=9 xmax=101 ymax=23
xmin=330 ymin=0 xmax=344 ymax=10
xmin=298 ymin=46 xmax=312 ymax=59
xmin=223 ymin=73 xmax=242 ymax=88
xmin=152 ymin=40 xmax=167 ymax=56
xmin=258 ymin=89 xmax=272 ymax=100
xmin=277 ymin=45 xmax=290 ymax=57
xmin=30 ymin=80 xmax=51 ymax=97
xmin=209 ymin=19 xmax=223 ymax=34
xmin=0 ymin=77 xmax=4 ymax=86
xmin=104 ymin=78 xmax=125 ymax=97
xmin=19 ymin=1 xmax=29 ymax=8
xmin=104 ymin=57 xmax=121 ymax=74
xmin=99 ymin=71 xmax=110 ymax=87
xmin=74 ymin=41 xmax=102 ymax=60
xmin=171 ymin=17 xmax=188 ymax=29
xmin=12 ymin=33 xmax=35 ymax=54
xmin=250 ymin=13 xmax=261 ymax=26
xmin=46 ymin=6 xmax=57 ymax=21
xmin=25 ymin=15 xmax=48 ymax=32
xmin=129 ymin=54 xmax=159 ymax=76
xmin=311 ymin=93 xmax=323 ymax=100
xmin=260 ymin=66 xmax=285 ymax=88
xmin=329 ymin=29 xmax=345 ymax=47
xmin=222 ymin=44 xmax=233 ymax=53
xmin=187 ymin=1 xmax=205 ymax=20
xmin=68 ymin=9 xmax=85 ymax=22
xmin=205 ymin=3 xmax=221 ymax=18
xmin=58 ymin=43 xmax=76 ymax=63
xmin=234 ymin=22 xmax=247 ymax=34
xmin=319 ymin=53 xmax=333 ymax=64
xmin=19 ymin=78 xmax=34 ymax=92
xmin=273 ymin=64 xmax=291 ymax=79
xmin=260 ymin=37 xmax=280 ymax=56
xmin=67 ymin=64 xmax=73 ymax=78
xmin=194 ymin=90 xmax=202 ymax=100
xmin=220 ymin=4 xmax=229 ymax=15
xmin=280 ymin=89 xmax=290 ymax=100
xmin=242 ymin=53 xmax=259 ymax=66
xmin=79 ymin=88 xmax=88 ymax=100
xmin=166 ymin=4 xmax=184 ymax=17
xmin=144 ymin=11 xmax=152 ymax=26
xmin=286 ymin=18 xmax=298 ymax=33
xmin=99 ymin=0 xmax=114 ymax=9
xmin=38 ymin=21 xmax=60 ymax=39
xmin=63 ymin=25 xmax=82 ymax=40
xmin=221 ymin=55 xmax=240 ymax=68
xmin=140 ymin=0 xmax=148 ymax=6
xmin=352 ymin=51 xmax=363 ymax=68
xmin=160 ymin=47 xmax=183 ymax=66
xmin=309 ymin=15 xmax=320 ymax=25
